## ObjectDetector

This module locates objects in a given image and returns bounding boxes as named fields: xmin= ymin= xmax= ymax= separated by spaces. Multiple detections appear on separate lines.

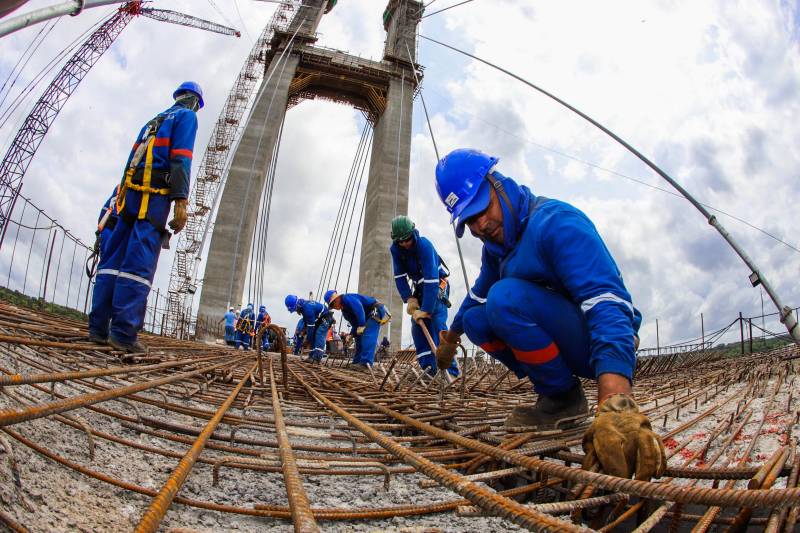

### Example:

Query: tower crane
xmin=0 ymin=1 xmax=239 ymax=245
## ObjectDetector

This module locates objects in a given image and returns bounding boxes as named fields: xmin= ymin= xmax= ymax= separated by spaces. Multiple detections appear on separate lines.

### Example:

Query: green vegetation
xmin=0 ymin=286 xmax=87 ymax=322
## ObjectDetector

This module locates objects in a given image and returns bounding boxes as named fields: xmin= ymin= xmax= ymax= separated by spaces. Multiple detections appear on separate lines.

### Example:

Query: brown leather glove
xmin=406 ymin=298 xmax=420 ymax=315
xmin=582 ymin=393 xmax=666 ymax=480
xmin=412 ymin=309 xmax=431 ymax=322
xmin=436 ymin=330 xmax=459 ymax=370
xmin=169 ymin=199 xmax=188 ymax=233
xmin=355 ymin=326 xmax=365 ymax=336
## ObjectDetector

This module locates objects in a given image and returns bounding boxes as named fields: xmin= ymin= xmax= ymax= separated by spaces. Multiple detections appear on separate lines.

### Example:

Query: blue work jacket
xmin=223 ymin=311 xmax=236 ymax=327
xmin=451 ymin=173 xmax=642 ymax=380
xmin=297 ymin=299 xmax=326 ymax=328
xmin=390 ymin=229 xmax=448 ymax=314
xmin=338 ymin=293 xmax=378 ymax=334
xmin=124 ymin=102 xmax=197 ymax=200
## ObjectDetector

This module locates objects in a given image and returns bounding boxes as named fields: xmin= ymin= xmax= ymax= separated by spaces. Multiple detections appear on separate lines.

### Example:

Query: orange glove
xmin=435 ymin=330 xmax=459 ymax=371
xmin=406 ymin=298 xmax=420 ymax=315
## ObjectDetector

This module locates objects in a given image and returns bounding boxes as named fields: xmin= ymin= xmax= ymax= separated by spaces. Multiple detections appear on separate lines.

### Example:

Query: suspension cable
xmin=419 ymin=34 xmax=800 ymax=345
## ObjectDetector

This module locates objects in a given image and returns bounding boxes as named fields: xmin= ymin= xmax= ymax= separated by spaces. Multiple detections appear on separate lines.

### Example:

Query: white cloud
xmin=0 ymin=0 xmax=798 ymax=350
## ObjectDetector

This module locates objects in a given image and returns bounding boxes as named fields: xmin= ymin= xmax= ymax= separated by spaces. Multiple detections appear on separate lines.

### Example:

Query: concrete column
xmin=197 ymin=52 xmax=300 ymax=327
xmin=358 ymin=73 xmax=414 ymax=349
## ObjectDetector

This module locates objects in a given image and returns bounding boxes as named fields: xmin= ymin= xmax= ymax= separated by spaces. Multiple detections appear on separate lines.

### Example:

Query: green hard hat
xmin=391 ymin=215 xmax=415 ymax=241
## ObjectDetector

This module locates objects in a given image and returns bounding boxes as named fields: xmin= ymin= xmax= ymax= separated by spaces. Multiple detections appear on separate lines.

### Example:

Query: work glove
xmin=406 ymin=298 xmax=420 ymax=315
xmin=412 ymin=309 xmax=431 ymax=322
xmin=355 ymin=326 xmax=365 ymax=336
xmin=169 ymin=199 xmax=188 ymax=233
xmin=436 ymin=330 xmax=459 ymax=371
xmin=582 ymin=393 xmax=667 ymax=481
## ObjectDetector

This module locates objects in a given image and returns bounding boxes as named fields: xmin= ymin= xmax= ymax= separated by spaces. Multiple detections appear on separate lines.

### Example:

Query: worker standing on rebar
xmin=223 ymin=307 xmax=236 ymax=346
xmin=285 ymin=294 xmax=330 ymax=363
xmin=235 ymin=303 xmax=255 ymax=350
xmin=256 ymin=305 xmax=271 ymax=349
xmin=324 ymin=290 xmax=389 ymax=370
xmin=87 ymin=81 xmax=202 ymax=353
xmin=389 ymin=215 xmax=459 ymax=377
xmin=434 ymin=148 xmax=666 ymax=481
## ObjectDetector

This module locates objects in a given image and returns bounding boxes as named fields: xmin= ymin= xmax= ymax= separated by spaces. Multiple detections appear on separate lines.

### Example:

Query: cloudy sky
xmin=1 ymin=0 xmax=799 ymax=349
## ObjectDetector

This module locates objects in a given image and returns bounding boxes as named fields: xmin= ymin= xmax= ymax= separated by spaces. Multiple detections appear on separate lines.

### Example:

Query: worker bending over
xmin=324 ymin=290 xmax=389 ymax=370
xmin=389 ymin=215 xmax=458 ymax=377
xmin=434 ymin=148 xmax=666 ymax=481
xmin=88 ymin=82 xmax=202 ymax=353
xmin=235 ymin=303 xmax=255 ymax=350
xmin=285 ymin=295 xmax=330 ymax=363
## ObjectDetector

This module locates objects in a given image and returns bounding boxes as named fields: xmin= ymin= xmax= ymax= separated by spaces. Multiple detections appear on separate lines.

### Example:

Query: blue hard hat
xmin=323 ymin=289 xmax=339 ymax=305
xmin=435 ymin=148 xmax=498 ymax=238
xmin=259 ymin=305 xmax=266 ymax=312
xmin=173 ymin=81 xmax=204 ymax=109
xmin=284 ymin=295 xmax=298 ymax=312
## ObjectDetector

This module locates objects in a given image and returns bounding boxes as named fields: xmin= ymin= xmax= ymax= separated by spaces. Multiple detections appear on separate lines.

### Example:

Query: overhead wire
xmin=421 ymin=0 xmax=475 ymax=19
xmin=416 ymin=34 xmax=799 ymax=256
xmin=0 ymin=18 xmax=59 ymax=112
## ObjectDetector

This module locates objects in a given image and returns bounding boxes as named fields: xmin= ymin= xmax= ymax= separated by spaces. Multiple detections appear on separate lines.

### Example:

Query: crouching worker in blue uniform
xmin=389 ymin=215 xmax=458 ymax=377
xmin=434 ymin=149 xmax=666 ymax=481
xmin=88 ymin=82 xmax=202 ymax=353
xmin=235 ymin=304 xmax=255 ymax=350
xmin=324 ymin=290 xmax=389 ymax=370
xmin=293 ymin=317 xmax=305 ymax=355
xmin=285 ymin=295 xmax=330 ymax=363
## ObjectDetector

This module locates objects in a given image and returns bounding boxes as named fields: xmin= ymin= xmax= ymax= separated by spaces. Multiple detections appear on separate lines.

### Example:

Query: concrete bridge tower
xmin=197 ymin=0 xmax=422 ymax=347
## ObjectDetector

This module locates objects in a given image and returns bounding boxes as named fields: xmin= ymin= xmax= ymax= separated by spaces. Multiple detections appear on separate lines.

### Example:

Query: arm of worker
xmin=390 ymin=244 xmax=413 ymax=301
xmin=540 ymin=208 xmax=639 ymax=394
xmin=167 ymin=108 xmax=198 ymax=201
xmin=417 ymin=236 xmax=440 ymax=315
xmin=343 ymin=295 xmax=366 ymax=332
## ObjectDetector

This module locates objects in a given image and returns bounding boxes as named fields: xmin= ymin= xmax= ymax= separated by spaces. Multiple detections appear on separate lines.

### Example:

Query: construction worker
xmin=96 ymin=184 xmax=120 ymax=257
xmin=256 ymin=305 xmax=271 ymax=349
xmin=324 ymin=290 xmax=389 ymax=369
xmin=434 ymin=148 xmax=666 ymax=481
xmin=222 ymin=307 xmax=236 ymax=346
xmin=285 ymin=294 xmax=330 ymax=363
xmin=293 ymin=316 xmax=305 ymax=355
xmin=87 ymin=81 xmax=202 ymax=353
xmin=389 ymin=215 xmax=459 ymax=377
xmin=235 ymin=303 xmax=255 ymax=350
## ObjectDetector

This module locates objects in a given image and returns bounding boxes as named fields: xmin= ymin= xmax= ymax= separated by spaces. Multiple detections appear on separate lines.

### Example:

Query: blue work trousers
xmin=309 ymin=319 xmax=329 ymax=361
xmin=224 ymin=325 xmax=235 ymax=344
xmin=352 ymin=305 xmax=386 ymax=365
xmin=88 ymin=191 xmax=169 ymax=344
xmin=462 ymin=278 xmax=592 ymax=396
xmin=293 ymin=333 xmax=304 ymax=355
xmin=235 ymin=330 xmax=252 ymax=350
xmin=413 ymin=299 xmax=459 ymax=377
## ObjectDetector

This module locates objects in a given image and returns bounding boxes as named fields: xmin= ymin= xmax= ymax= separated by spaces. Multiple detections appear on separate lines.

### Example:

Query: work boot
xmin=504 ymin=382 xmax=588 ymax=429
xmin=108 ymin=336 xmax=149 ymax=354
xmin=87 ymin=333 xmax=107 ymax=345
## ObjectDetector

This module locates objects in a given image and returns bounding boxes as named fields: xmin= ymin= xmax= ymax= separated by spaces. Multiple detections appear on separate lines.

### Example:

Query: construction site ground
xmin=0 ymin=300 xmax=798 ymax=532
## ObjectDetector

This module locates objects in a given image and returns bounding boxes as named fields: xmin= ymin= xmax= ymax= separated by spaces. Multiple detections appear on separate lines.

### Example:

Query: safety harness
xmin=367 ymin=302 xmax=392 ymax=325
xmin=116 ymin=114 xmax=171 ymax=227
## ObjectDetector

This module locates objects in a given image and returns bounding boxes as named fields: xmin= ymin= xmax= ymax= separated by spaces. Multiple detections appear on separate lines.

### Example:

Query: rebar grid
xmin=0 ymin=300 xmax=798 ymax=532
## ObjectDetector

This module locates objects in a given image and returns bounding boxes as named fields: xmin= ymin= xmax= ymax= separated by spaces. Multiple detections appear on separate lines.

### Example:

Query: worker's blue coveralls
xmin=450 ymin=172 xmax=642 ymax=397
xmin=235 ymin=306 xmax=255 ymax=350
xmin=297 ymin=299 xmax=329 ymax=362
xmin=338 ymin=293 xmax=388 ymax=366
xmin=88 ymin=101 xmax=197 ymax=344
xmin=391 ymin=229 xmax=459 ymax=377
xmin=96 ymin=185 xmax=120 ymax=258
xmin=293 ymin=317 xmax=305 ymax=355
xmin=256 ymin=308 xmax=271 ymax=349
xmin=223 ymin=310 xmax=236 ymax=345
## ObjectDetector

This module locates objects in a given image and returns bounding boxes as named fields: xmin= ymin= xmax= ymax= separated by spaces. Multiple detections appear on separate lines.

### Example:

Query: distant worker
xmin=389 ymin=215 xmax=459 ymax=377
xmin=324 ymin=290 xmax=389 ymax=370
xmin=293 ymin=316 xmax=305 ymax=355
xmin=87 ymin=81 xmax=203 ymax=353
xmin=256 ymin=305 xmax=271 ymax=349
xmin=235 ymin=303 xmax=255 ymax=350
xmin=285 ymin=295 xmax=330 ymax=363
xmin=433 ymin=149 xmax=665 ymax=481
xmin=222 ymin=307 xmax=236 ymax=347
xmin=96 ymin=184 xmax=120 ymax=257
